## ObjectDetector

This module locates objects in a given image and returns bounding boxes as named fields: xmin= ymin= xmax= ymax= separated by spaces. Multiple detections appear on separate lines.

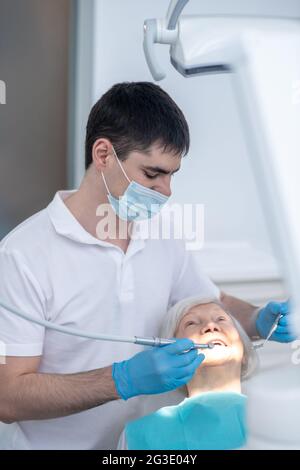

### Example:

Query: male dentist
xmin=0 ymin=82 xmax=294 ymax=449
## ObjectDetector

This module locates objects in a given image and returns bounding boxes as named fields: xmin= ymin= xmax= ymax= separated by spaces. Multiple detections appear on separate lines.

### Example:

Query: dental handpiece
xmin=134 ymin=336 xmax=215 ymax=349
xmin=0 ymin=298 xmax=215 ymax=350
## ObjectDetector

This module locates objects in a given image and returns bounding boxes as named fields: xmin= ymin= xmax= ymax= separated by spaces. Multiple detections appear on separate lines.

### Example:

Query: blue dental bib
xmin=125 ymin=391 xmax=247 ymax=450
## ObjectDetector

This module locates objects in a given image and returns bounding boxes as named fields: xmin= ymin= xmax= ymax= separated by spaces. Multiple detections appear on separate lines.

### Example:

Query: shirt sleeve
xmin=0 ymin=249 xmax=45 ymax=356
xmin=169 ymin=245 xmax=221 ymax=307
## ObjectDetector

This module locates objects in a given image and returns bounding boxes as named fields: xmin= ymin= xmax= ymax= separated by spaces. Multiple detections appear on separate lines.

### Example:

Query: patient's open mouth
xmin=208 ymin=339 xmax=228 ymax=347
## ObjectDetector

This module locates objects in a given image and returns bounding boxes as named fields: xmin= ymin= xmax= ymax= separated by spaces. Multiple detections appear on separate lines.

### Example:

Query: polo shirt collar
xmin=47 ymin=190 xmax=148 ymax=248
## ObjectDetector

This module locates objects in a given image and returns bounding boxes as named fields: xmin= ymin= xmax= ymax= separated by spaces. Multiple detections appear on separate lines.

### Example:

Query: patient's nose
xmin=201 ymin=321 xmax=221 ymax=334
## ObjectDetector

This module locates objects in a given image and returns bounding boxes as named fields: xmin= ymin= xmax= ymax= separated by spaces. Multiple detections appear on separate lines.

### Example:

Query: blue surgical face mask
xmin=101 ymin=147 xmax=169 ymax=221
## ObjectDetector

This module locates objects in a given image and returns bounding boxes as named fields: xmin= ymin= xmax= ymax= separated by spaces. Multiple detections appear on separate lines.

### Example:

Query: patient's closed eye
xmin=217 ymin=316 xmax=227 ymax=322
xmin=185 ymin=320 xmax=197 ymax=326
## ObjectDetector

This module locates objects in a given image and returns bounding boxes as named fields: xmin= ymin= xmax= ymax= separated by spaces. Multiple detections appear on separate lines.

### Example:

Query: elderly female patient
xmin=118 ymin=295 xmax=257 ymax=450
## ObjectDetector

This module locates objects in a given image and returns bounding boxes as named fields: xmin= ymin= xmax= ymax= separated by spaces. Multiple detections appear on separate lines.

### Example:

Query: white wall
xmin=86 ymin=0 xmax=300 ymax=255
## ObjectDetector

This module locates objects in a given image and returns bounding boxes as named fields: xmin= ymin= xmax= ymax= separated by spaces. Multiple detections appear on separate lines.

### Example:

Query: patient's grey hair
xmin=160 ymin=295 xmax=257 ymax=380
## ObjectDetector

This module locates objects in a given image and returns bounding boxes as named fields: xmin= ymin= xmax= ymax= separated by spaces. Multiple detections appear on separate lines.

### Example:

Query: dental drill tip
xmin=208 ymin=342 xmax=215 ymax=349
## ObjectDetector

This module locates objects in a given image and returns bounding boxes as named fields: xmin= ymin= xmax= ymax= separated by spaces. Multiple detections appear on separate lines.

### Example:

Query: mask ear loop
xmin=111 ymin=146 xmax=131 ymax=184
xmin=101 ymin=172 xmax=111 ymax=196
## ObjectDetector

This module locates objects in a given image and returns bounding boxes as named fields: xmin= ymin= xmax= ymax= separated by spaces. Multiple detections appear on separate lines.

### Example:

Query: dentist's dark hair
xmin=85 ymin=82 xmax=190 ymax=169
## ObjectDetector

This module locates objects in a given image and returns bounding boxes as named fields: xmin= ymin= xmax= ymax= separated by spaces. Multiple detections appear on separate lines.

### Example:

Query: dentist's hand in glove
xmin=256 ymin=300 xmax=297 ymax=342
xmin=112 ymin=338 xmax=205 ymax=400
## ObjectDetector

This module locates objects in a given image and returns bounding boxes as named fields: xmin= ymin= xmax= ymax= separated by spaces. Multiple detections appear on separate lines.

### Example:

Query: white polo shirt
xmin=0 ymin=190 xmax=220 ymax=450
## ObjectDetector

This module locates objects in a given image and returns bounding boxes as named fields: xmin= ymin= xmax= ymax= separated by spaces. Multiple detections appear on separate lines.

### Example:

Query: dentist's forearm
xmin=220 ymin=292 xmax=261 ymax=340
xmin=0 ymin=365 xmax=120 ymax=424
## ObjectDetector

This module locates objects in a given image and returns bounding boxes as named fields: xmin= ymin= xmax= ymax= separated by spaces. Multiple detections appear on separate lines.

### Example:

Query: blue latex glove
xmin=256 ymin=300 xmax=296 ymax=342
xmin=112 ymin=338 xmax=205 ymax=400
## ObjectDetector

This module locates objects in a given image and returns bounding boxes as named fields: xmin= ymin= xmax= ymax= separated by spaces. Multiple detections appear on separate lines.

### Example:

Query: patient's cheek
xmin=175 ymin=326 xmax=185 ymax=338
xmin=185 ymin=331 xmax=200 ymax=342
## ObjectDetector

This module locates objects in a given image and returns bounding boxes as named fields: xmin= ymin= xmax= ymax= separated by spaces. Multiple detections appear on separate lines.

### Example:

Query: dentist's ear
xmin=92 ymin=138 xmax=113 ymax=171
